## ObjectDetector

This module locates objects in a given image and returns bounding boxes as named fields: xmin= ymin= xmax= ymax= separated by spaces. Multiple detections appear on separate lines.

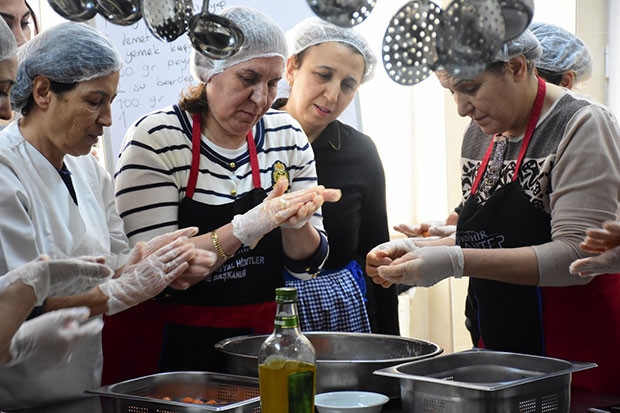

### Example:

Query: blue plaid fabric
xmin=284 ymin=261 xmax=371 ymax=333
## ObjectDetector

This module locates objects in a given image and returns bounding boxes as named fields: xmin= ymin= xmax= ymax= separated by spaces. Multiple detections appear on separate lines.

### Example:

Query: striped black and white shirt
xmin=114 ymin=104 xmax=326 ymax=249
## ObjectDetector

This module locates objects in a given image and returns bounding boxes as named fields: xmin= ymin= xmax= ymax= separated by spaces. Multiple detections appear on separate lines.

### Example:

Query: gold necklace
xmin=328 ymin=123 xmax=341 ymax=151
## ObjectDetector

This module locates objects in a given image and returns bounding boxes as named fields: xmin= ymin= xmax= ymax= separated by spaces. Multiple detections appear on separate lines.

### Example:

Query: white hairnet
xmin=529 ymin=22 xmax=593 ymax=83
xmin=493 ymin=29 xmax=542 ymax=63
xmin=286 ymin=17 xmax=376 ymax=83
xmin=12 ymin=22 xmax=122 ymax=111
xmin=190 ymin=6 xmax=287 ymax=83
xmin=0 ymin=18 xmax=16 ymax=62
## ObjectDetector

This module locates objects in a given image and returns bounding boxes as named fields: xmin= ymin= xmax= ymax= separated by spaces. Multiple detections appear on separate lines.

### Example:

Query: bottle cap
xmin=275 ymin=287 xmax=297 ymax=302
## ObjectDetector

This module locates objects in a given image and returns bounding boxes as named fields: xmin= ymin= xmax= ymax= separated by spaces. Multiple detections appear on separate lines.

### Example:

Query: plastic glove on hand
xmin=6 ymin=306 xmax=102 ymax=368
xmin=98 ymin=236 xmax=196 ymax=315
xmin=366 ymin=239 xmax=419 ymax=288
xmin=569 ymin=245 xmax=620 ymax=277
xmin=281 ymin=187 xmax=341 ymax=229
xmin=394 ymin=212 xmax=458 ymax=238
xmin=0 ymin=256 xmax=113 ymax=306
xmin=376 ymin=245 xmax=464 ymax=287
xmin=167 ymin=249 xmax=218 ymax=290
xmin=578 ymin=221 xmax=620 ymax=254
xmin=127 ymin=227 xmax=199 ymax=265
xmin=231 ymin=178 xmax=340 ymax=246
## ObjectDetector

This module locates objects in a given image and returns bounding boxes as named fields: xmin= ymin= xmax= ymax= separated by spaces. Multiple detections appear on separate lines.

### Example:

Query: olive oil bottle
xmin=258 ymin=287 xmax=316 ymax=413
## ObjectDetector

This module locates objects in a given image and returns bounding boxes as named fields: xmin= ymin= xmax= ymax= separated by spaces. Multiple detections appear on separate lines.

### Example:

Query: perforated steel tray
xmin=89 ymin=371 xmax=260 ymax=412
xmin=374 ymin=349 xmax=596 ymax=413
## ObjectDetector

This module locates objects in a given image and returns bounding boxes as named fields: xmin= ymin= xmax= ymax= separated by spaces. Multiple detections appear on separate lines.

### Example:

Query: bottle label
xmin=288 ymin=370 xmax=314 ymax=413
xmin=275 ymin=315 xmax=299 ymax=328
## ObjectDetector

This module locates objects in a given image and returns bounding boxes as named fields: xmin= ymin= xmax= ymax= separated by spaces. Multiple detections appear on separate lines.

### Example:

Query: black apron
xmin=157 ymin=112 xmax=285 ymax=372
xmin=457 ymin=77 xmax=547 ymax=355
xmin=455 ymin=79 xmax=620 ymax=396
xmin=102 ymin=113 xmax=285 ymax=383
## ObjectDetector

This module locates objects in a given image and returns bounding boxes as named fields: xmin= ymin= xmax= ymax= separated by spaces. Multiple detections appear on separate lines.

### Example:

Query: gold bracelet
xmin=211 ymin=230 xmax=234 ymax=260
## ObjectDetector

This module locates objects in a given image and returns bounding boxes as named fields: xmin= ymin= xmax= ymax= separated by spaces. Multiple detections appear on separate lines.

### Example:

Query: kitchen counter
xmin=8 ymin=388 xmax=620 ymax=413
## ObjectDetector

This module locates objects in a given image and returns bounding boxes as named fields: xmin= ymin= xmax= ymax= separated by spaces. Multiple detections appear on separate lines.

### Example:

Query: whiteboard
xmin=96 ymin=0 xmax=360 ymax=172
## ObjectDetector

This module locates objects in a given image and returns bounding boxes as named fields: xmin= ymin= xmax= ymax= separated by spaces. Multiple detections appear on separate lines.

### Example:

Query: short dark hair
xmin=20 ymin=80 xmax=77 ymax=116
xmin=535 ymin=67 xmax=563 ymax=85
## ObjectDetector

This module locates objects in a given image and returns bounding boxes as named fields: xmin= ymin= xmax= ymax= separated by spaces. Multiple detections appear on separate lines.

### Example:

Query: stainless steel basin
xmin=215 ymin=332 xmax=442 ymax=399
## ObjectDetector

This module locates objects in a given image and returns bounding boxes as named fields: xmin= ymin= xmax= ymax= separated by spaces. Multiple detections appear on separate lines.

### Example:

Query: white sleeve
xmin=0 ymin=160 xmax=42 ymax=275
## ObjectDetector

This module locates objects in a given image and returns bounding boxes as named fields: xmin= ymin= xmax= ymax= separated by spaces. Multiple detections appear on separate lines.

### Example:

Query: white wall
xmin=607 ymin=1 xmax=619 ymax=114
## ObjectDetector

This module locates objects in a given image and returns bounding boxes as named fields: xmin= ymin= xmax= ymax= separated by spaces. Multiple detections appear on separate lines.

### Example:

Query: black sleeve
xmin=357 ymin=135 xmax=400 ymax=335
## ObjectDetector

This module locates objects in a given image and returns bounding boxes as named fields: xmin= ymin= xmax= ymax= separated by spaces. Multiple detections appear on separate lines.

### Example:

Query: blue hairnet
xmin=529 ymin=22 xmax=593 ymax=83
xmin=493 ymin=29 xmax=542 ymax=62
xmin=190 ymin=6 xmax=287 ymax=83
xmin=0 ymin=18 xmax=16 ymax=62
xmin=286 ymin=17 xmax=376 ymax=83
xmin=11 ymin=22 xmax=122 ymax=111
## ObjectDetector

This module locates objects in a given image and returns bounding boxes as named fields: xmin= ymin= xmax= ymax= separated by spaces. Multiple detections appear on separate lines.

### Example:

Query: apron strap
xmin=246 ymin=130 xmax=261 ymax=189
xmin=187 ymin=112 xmax=202 ymax=198
xmin=514 ymin=76 xmax=546 ymax=177
xmin=187 ymin=114 xmax=262 ymax=199
xmin=471 ymin=76 xmax=547 ymax=195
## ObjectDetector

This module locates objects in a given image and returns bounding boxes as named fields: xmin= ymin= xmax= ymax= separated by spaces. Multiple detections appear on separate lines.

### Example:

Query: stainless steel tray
xmin=374 ymin=349 xmax=596 ymax=413
xmin=88 ymin=371 xmax=260 ymax=412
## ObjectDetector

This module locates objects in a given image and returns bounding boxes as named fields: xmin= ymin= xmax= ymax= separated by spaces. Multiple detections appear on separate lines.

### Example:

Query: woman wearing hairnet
xmin=530 ymin=21 xmax=593 ymax=89
xmin=272 ymin=18 xmax=399 ymax=334
xmin=0 ymin=15 xmax=113 ymax=379
xmin=108 ymin=6 xmax=341 ymax=383
xmin=393 ymin=25 xmax=594 ymax=239
xmin=0 ymin=15 xmax=110 ymax=371
xmin=0 ymin=22 xmax=204 ymax=409
xmin=367 ymin=30 xmax=620 ymax=395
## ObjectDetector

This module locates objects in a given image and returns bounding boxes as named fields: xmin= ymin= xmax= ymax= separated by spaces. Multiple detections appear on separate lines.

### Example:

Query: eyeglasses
xmin=480 ymin=135 xmax=508 ymax=196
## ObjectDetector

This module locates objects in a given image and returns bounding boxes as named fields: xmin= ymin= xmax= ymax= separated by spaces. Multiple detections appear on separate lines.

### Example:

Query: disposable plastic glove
xmin=167 ymin=248 xmax=219 ymax=291
xmin=370 ymin=238 xmax=419 ymax=257
xmin=376 ymin=245 xmax=464 ymax=287
xmin=7 ymin=306 xmax=102 ymax=368
xmin=98 ymin=238 xmax=195 ymax=315
xmin=0 ymin=256 xmax=113 ymax=306
xmin=366 ymin=239 xmax=420 ymax=288
xmin=130 ymin=226 xmax=199 ymax=263
xmin=569 ymin=246 xmax=620 ymax=277
xmin=394 ymin=212 xmax=459 ymax=238
xmin=232 ymin=178 xmax=338 ymax=246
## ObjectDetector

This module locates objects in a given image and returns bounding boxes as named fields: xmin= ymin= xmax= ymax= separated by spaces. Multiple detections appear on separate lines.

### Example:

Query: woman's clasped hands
xmin=232 ymin=177 xmax=341 ymax=247
xmin=366 ymin=239 xmax=464 ymax=288
xmin=98 ymin=227 xmax=200 ymax=314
